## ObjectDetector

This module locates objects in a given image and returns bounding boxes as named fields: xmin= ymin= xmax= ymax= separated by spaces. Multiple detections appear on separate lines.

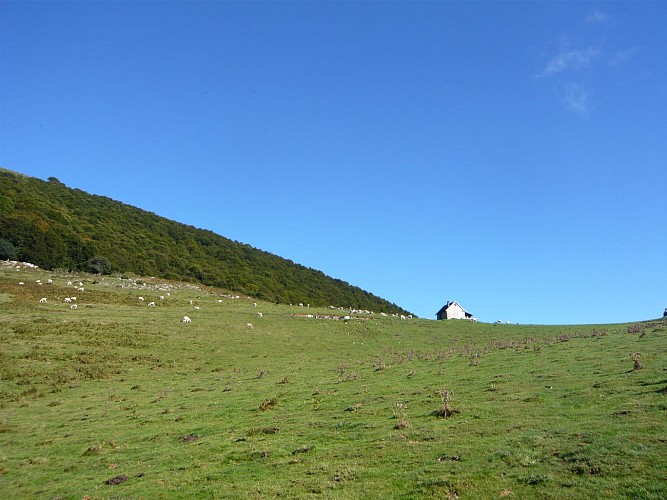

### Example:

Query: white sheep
xmin=39 ymin=298 xmax=47 ymax=304
xmin=256 ymin=312 xmax=263 ymax=318
xmin=47 ymin=279 xmax=53 ymax=284
xmin=77 ymin=287 xmax=84 ymax=292
xmin=70 ymin=304 xmax=78 ymax=310
xmin=148 ymin=302 xmax=156 ymax=307
xmin=70 ymin=297 xmax=77 ymax=301
xmin=246 ymin=322 xmax=254 ymax=329
xmin=18 ymin=282 xmax=24 ymax=285
xmin=253 ymin=302 xmax=257 ymax=307
xmin=182 ymin=316 xmax=192 ymax=323
xmin=194 ymin=305 xmax=200 ymax=311
xmin=159 ymin=296 xmax=165 ymax=300
xmin=64 ymin=297 xmax=72 ymax=303
xmin=138 ymin=297 xmax=145 ymax=302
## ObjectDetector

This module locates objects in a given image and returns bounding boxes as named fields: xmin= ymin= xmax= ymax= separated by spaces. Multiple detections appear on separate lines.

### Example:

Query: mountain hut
xmin=436 ymin=301 xmax=473 ymax=320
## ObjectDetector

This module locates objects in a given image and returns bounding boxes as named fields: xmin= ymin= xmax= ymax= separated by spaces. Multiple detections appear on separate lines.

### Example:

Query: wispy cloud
xmin=542 ymin=47 xmax=599 ymax=77
xmin=564 ymin=83 xmax=588 ymax=114
xmin=609 ymin=47 xmax=638 ymax=67
xmin=586 ymin=9 xmax=609 ymax=25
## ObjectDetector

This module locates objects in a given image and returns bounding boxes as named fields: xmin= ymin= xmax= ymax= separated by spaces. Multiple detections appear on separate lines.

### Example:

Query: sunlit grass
xmin=1 ymin=264 xmax=665 ymax=498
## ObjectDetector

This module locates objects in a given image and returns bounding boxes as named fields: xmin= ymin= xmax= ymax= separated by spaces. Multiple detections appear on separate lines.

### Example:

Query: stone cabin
xmin=436 ymin=301 xmax=473 ymax=320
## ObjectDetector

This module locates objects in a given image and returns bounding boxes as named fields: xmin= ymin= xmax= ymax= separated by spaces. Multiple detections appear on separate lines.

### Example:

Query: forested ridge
xmin=0 ymin=168 xmax=410 ymax=314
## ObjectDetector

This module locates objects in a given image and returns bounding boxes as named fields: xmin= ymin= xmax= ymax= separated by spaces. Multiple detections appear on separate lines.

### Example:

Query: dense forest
xmin=0 ymin=168 xmax=410 ymax=315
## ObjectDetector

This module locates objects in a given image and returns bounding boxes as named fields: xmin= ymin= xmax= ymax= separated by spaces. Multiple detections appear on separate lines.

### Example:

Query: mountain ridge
xmin=0 ymin=167 xmax=411 ymax=315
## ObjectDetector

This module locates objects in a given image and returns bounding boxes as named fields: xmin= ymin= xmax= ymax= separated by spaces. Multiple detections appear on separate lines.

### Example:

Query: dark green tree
xmin=86 ymin=255 xmax=112 ymax=275
xmin=0 ymin=238 xmax=17 ymax=260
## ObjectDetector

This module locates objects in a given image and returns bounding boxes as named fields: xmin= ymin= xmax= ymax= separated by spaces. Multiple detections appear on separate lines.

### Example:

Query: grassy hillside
xmin=1 ymin=263 xmax=665 ymax=498
xmin=0 ymin=168 xmax=409 ymax=315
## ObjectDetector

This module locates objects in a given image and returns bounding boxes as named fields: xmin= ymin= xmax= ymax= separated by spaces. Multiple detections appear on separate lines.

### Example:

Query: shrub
xmin=433 ymin=389 xmax=459 ymax=418
xmin=86 ymin=255 xmax=112 ymax=275
xmin=0 ymin=238 xmax=16 ymax=260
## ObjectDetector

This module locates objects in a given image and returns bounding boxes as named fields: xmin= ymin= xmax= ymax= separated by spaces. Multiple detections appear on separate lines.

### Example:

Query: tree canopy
xmin=0 ymin=168 xmax=411 ymax=315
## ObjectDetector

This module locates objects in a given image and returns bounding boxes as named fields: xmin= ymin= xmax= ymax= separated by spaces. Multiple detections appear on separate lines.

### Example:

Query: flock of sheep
xmin=8 ymin=259 xmax=411 ymax=327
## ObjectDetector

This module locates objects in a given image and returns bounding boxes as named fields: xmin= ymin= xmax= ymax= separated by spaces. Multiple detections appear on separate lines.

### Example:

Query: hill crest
xmin=0 ymin=168 xmax=411 ymax=315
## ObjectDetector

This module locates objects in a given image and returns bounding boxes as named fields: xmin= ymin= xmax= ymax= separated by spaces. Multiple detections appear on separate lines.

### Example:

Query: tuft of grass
xmin=258 ymin=398 xmax=277 ymax=411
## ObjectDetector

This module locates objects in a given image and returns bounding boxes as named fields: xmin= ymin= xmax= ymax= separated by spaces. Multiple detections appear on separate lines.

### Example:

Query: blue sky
xmin=1 ymin=1 xmax=665 ymax=324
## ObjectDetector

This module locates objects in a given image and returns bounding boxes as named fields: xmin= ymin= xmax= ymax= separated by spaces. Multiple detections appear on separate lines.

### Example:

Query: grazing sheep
xmin=47 ymin=279 xmax=53 ymax=284
xmin=64 ymin=297 xmax=72 ymax=303
xmin=342 ymin=315 xmax=351 ymax=323
xmin=70 ymin=304 xmax=78 ymax=310
xmin=194 ymin=305 xmax=200 ymax=311
xmin=182 ymin=316 xmax=192 ymax=323
xmin=39 ymin=298 xmax=47 ymax=304
xmin=67 ymin=281 xmax=72 ymax=286
xmin=138 ymin=297 xmax=145 ymax=302
xmin=217 ymin=299 xmax=223 ymax=303
xmin=256 ymin=312 xmax=263 ymax=318
xmin=246 ymin=322 xmax=254 ymax=329
xmin=159 ymin=296 xmax=165 ymax=300
xmin=253 ymin=302 xmax=257 ymax=307
xmin=77 ymin=287 xmax=84 ymax=292
xmin=148 ymin=302 xmax=156 ymax=307
xmin=70 ymin=297 xmax=77 ymax=301
xmin=18 ymin=282 xmax=24 ymax=285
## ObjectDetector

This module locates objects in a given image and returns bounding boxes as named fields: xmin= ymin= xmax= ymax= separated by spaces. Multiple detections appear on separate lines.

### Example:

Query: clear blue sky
xmin=1 ymin=1 xmax=665 ymax=324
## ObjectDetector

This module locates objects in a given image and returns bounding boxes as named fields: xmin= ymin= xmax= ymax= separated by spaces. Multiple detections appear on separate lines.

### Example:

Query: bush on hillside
xmin=0 ymin=238 xmax=17 ymax=260
xmin=86 ymin=255 xmax=113 ymax=275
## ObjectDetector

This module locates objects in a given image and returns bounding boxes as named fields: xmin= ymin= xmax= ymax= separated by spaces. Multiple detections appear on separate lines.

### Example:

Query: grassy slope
xmin=0 ymin=264 xmax=665 ymax=499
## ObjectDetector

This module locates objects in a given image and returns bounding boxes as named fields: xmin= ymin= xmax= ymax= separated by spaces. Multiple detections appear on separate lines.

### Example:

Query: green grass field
xmin=1 ymin=263 xmax=665 ymax=498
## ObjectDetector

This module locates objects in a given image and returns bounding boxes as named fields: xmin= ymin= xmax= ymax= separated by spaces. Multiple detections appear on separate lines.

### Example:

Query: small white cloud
xmin=609 ymin=47 xmax=638 ymax=67
xmin=586 ymin=9 xmax=609 ymax=24
xmin=543 ymin=47 xmax=599 ymax=76
xmin=564 ymin=83 xmax=588 ymax=113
